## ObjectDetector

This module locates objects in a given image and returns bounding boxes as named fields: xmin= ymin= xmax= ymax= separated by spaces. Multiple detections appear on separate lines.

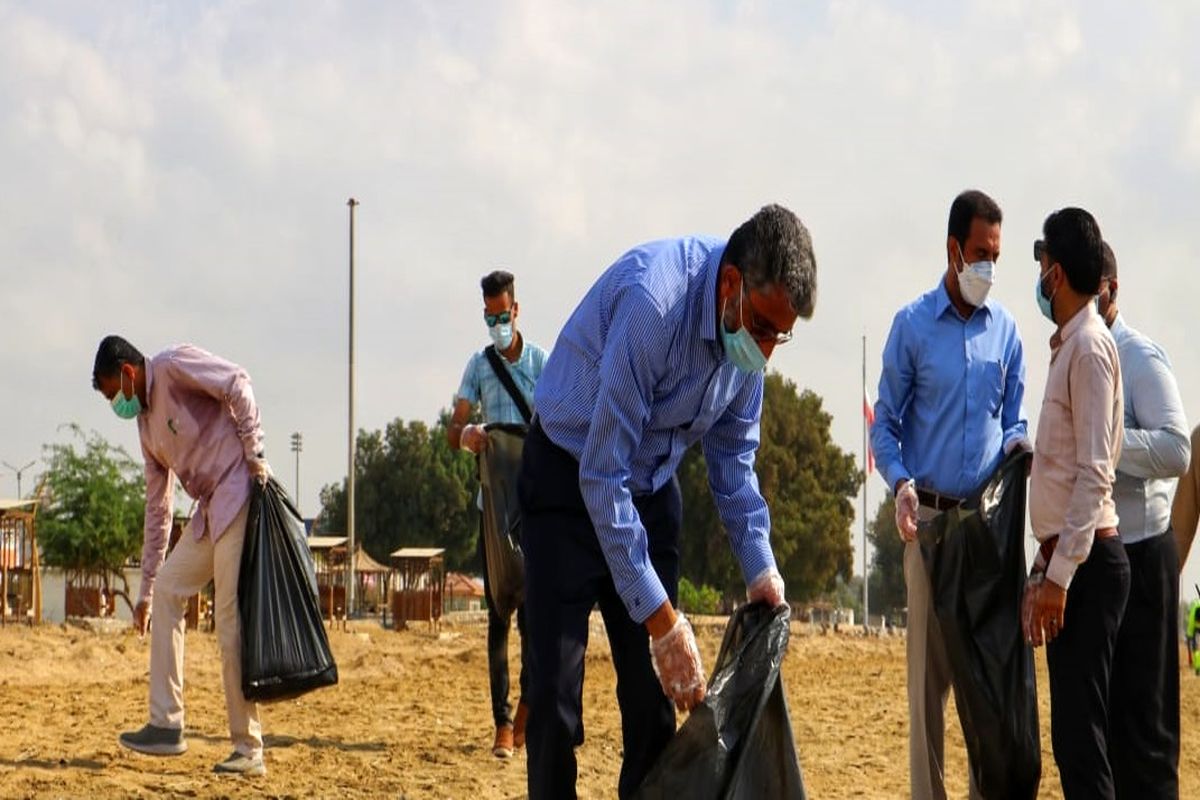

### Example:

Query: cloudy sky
xmin=4 ymin=1 xmax=1199 ymax=594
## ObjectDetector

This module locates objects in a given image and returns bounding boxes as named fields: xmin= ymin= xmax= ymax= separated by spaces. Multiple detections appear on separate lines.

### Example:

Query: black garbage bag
xmin=238 ymin=478 xmax=339 ymax=702
xmin=479 ymin=423 xmax=527 ymax=619
xmin=635 ymin=602 xmax=806 ymax=800
xmin=917 ymin=449 xmax=1040 ymax=799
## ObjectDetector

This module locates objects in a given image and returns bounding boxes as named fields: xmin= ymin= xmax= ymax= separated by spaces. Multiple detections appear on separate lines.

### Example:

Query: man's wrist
xmin=645 ymin=601 xmax=677 ymax=640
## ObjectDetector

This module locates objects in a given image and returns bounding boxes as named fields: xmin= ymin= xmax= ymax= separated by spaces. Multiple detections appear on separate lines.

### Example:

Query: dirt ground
xmin=0 ymin=617 xmax=1197 ymax=799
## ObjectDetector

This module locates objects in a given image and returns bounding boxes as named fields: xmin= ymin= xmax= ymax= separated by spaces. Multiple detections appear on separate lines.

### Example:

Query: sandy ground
xmin=0 ymin=617 xmax=1197 ymax=799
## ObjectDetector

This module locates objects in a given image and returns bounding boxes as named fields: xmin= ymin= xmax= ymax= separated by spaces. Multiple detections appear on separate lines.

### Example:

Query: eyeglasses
xmin=740 ymin=288 xmax=794 ymax=346
xmin=484 ymin=310 xmax=513 ymax=327
xmin=1033 ymin=239 xmax=1046 ymax=262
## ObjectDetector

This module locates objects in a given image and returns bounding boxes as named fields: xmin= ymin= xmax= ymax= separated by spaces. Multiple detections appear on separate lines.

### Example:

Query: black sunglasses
xmin=484 ymin=310 xmax=513 ymax=327
xmin=1033 ymin=239 xmax=1046 ymax=262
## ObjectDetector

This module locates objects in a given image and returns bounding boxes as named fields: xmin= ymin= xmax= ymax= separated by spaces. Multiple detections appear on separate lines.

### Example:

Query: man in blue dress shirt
xmin=518 ymin=204 xmax=815 ymax=799
xmin=871 ymin=190 xmax=1029 ymax=800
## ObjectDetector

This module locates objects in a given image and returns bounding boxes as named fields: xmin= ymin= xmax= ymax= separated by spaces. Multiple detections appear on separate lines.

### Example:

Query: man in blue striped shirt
xmin=519 ymin=205 xmax=815 ymax=799
xmin=871 ymin=190 xmax=1028 ymax=800
xmin=447 ymin=270 xmax=548 ymax=759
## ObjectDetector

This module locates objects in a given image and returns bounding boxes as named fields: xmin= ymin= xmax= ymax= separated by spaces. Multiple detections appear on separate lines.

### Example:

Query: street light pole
xmin=290 ymin=432 xmax=303 ymax=514
xmin=347 ymin=197 xmax=359 ymax=618
xmin=3 ymin=460 xmax=35 ymax=499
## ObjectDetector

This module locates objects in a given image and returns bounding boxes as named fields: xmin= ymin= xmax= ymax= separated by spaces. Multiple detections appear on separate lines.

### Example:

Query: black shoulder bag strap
xmin=483 ymin=345 xmax=533 ymax=425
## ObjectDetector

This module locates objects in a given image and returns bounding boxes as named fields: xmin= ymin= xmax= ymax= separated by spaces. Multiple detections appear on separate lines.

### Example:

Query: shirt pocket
xmin=983 ymin=360 xmax=1005 ymax=418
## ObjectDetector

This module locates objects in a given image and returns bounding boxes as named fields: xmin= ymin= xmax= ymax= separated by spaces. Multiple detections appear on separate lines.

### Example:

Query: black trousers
xmin=1108 ymin=531 xmax=1180 ymax=799
xmin=519 ymin=422 xmax=680 ymax=800
xmin=478 ymin=520 xmax=529 ymax=728
xmin=1047 ymin=536 xmax=1131 ymax=800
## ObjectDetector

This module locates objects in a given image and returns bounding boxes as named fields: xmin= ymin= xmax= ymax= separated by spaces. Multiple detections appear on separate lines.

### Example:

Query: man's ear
xmin=1108 ymin=278 xmax=1118 ymax=302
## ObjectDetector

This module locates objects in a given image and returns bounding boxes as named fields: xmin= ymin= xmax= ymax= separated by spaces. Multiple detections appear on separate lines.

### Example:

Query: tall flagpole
xmin=862 ymin=334 xmax=869 ymax=629
xmin=347 ymin=198 xmax=359 ymax=618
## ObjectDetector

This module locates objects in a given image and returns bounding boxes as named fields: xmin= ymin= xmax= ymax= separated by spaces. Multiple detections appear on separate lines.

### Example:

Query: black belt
xmin=916 ymin=488 xmax=961 ymax=511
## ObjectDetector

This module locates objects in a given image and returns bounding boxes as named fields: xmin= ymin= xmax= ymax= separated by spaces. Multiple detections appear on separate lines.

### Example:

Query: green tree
xmin=38 ymin=426 xmax=145 ymax=612
xmin=318 ymin=412 xmax=478 ymax=572
xmin=678 ymin=373 xmax=863 ymax=604
xmin=866 ymin=494 xmax=907 ymax=618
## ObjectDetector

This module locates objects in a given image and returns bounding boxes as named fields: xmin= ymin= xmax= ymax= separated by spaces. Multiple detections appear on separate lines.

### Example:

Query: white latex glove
xmin=460 ymin=423 xmax=487 ymax=454
xmin=650 ymin=612 xmax=707 ymax=712
xmin=746 ymin=567 xmax=786 ymax=607
xmin=249 ymin=457 xmax=272 ymax=484
xmin=895 ymin=480 xmax=919 ymax=542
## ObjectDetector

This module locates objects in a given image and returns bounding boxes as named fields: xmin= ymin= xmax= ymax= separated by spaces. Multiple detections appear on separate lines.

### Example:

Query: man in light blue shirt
xmin=519 ymin=204 xmax=813 ymax=799
xmin=1097 ymin=242 xmax=1190 ymax=797
xmin=871 ymin=190 xmax=1028 ymax=800
xmin=447 ymin=269 xmax=548 ymax=759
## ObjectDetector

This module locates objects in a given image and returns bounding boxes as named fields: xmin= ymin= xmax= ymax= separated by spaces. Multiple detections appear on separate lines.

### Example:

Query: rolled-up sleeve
xmin=701 ymin=374 xmax=775 ymax=587
xmin=577 ymin=287 xmax=671 ymax=623
xmin=1047 ymin=352 xmax=1122 ymax=589
xmin=138 ymin=446 xmax=175 ymax=604
xmin=872 ymin=311 xmax=913 ymax=492
xmin=1117 ymin=342 xmax=1190 ymax=480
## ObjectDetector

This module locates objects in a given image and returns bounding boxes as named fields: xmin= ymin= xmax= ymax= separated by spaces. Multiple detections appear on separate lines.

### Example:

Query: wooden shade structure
xmin=389 ymin=547 xmax=445 ymax=630
xmin=0 ymin=499 xmax=40 ymax=625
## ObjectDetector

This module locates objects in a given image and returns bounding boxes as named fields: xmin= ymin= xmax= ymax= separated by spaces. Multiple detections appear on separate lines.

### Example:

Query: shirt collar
xmin=934 ymin=277 xmax=991 ymax=322
xmin=702 ymin=244 xmax=724 ymax=342
xmin=1050 ymin=300 xmax=1098 ymax=351
xmin=142 ymin=356 xmax=156 ymax=412
xmin=1109 ymin=311 xmax=1128 ymax=341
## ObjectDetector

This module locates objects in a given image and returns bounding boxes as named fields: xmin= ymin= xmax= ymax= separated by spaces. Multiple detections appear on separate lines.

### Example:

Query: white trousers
xmin=148 ymin=498 xmax=262 ymax=758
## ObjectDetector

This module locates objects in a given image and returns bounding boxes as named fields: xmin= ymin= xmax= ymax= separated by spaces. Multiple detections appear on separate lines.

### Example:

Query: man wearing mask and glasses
xmin=518 ymin=204 xmax=813 ymax=799
xmin=1024 ymin=209 xmax=1127 ymax=799
xmin=871 ymin=189 xmax=1029 ymax=800
xmin=448 ymin=269 xmax=548 ymax=759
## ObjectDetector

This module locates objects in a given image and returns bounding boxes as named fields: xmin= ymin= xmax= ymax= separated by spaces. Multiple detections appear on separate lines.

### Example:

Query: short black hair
xmin=92 ymin=335 xmax=144 ymax=390
xmin=480 ymin=270 xmax=515 ymax=301
xmin=947 ymin=190 xmax=1003 ymax=248
xmin=1101 ymin=241 xmax=1118 ymax=279
xmin=1042 ymin=208 xmax=1104 ymax=295
xmin=722 ymin=204 xmax=817 ymax=318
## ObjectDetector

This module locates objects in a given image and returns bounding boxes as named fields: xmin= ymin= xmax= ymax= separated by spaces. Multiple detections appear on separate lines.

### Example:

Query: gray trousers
xmin=905 ymin=528 xmax=982 ymax=800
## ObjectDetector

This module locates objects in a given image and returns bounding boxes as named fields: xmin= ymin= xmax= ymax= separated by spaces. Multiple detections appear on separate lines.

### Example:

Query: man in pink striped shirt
xmin=92 ymin=335 xmax=271 ymax=777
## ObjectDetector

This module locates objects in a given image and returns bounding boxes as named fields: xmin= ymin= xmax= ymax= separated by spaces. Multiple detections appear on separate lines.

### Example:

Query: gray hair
xmin=723 ymin=204 xmax=817 ymax=318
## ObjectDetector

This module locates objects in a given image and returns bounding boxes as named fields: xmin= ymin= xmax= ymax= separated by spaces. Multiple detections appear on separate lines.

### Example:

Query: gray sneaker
xmin=118 ymin=724 xmax=187 ymax=756
xmin=213 ymin=751 xmax=266 ymax=777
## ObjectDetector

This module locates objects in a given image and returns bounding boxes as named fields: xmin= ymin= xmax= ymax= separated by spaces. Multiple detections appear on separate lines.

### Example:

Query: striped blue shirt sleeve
xmin=577 ymin=285 xmax=672 ymax=624
xmin=701 ymin=374 xmax=776 ymax=585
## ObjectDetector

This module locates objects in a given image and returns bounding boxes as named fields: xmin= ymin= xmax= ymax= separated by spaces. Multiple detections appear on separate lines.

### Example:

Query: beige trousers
xmin=905 ymin=529 xmax=981 ymax=800
xmin=148 ymin=498 xmax=262 ymax=758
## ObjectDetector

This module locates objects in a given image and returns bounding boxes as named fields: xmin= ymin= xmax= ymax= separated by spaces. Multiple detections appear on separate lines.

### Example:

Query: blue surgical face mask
xmin=111 ymin=371 xmax=142 ymax=419
xmin=1035 ymin=267 xmax=1057 ymax=324
xmin=488 ymin=322 xmax=514 ymax=350
xmin=720 ymin=290 xmax=768 ymax=374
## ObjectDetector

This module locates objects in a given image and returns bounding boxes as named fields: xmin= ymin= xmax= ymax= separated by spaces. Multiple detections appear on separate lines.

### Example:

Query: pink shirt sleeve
xmin=167 ymin=346 xmax=264 ymax=462
xmin=138 ymin=444 xmax=175 ymax=604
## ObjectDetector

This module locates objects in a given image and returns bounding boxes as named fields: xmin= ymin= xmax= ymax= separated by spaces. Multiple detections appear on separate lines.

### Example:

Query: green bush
xmin=678 ymin=577 xmax=722 ymax=615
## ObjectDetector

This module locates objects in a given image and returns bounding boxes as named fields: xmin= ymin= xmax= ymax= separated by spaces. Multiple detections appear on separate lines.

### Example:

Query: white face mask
xmin=957 ymin=245 xmax=995 ymax=307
